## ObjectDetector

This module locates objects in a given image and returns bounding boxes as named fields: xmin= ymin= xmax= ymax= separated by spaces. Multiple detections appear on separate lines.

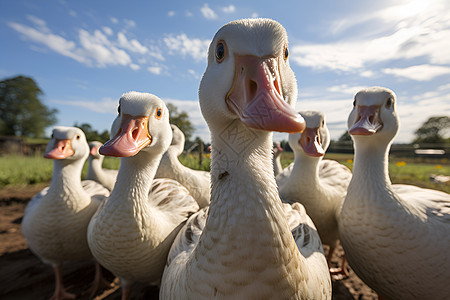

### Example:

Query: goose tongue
xmin=44 ymin=139 xmax=74 ymax=159
xmin=226 ymin=55 xmax=305 ymax=133
xmin=349 ymin=105 xmax=383 ymax=135
xmin=299 ymin=127 xmax=324 ymax=157
xmin=100 ymin=115 xmax=151 ymax=157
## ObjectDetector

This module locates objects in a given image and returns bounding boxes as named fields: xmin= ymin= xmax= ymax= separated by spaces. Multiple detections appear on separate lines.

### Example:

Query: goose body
xmin=277 ymin=111 xmax=352 ymax=276
xmin=160 ymin=18 xmax=331 ymax=299
xmin=155 ymin=124 xmax=211 ymax=208
xmin=22 ymin=126 xmax=109 ymax=300
xmin=339 ymin=87 xmax=450 ymax=299
xmin=86 ymin=141 xmax=118 ymax=191
xmin=87 ymin=92 xmax=199 ymax=299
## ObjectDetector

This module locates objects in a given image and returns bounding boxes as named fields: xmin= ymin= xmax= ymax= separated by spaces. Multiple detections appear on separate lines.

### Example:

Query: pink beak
xmin=299 ymin=127 xmax=324 ymax=157
xmin=44 ymin=139 xmax=74 ymax=159
xmin=226 ymin=55 xmax=305 ymax=133
xmin=349 ymin=105 xmax=383 ymax=135
xmin=100 ymin=115 xmax=151 ymax=157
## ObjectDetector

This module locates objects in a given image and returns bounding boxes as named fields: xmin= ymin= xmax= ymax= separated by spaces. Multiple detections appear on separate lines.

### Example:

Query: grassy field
xmin=0 ymin=152 xmax=448 ymax=193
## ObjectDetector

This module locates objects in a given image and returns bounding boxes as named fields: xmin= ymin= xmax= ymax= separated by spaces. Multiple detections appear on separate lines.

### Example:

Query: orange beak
xmin=226 ymin=54 xmax=305 ymax=133
xmin=349 ymin=105 xmax=383 ymax=135
xmin=44 ymin=139 xmax=74 ymax=159
xmin=299 ymin=127 xmax=324 ymax=157
xmin=99 ymin=115 xmax=151 ymax=157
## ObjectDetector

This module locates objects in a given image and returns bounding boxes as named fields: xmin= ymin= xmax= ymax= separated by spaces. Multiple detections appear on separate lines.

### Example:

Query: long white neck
xmin=109 ymin=151 xmax=160 ymax=209
xmin=46 ymin=157 xmax=90 ymax=206
xmin=87 ymin=156 xmax=104 ymax=180
xmin=191 ymin=119 xmax=303 ymax=282
xmin=289 ymin=152 xmax=321 ymax=185
xmin=351 ymin=138 xmax=392 ymax=194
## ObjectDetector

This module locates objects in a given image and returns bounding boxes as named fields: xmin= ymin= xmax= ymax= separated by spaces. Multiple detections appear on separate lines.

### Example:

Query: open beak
xmin=299 ymin=127 xmax=324 ymax=157
xmin=226 ymin=55 xmax=305 ymax=133
xmin=44 ymin=139 xmax=74 ymax=159
xmin=99 ymin=115 xmax=151 ymax=157
xmin=349 ymin=105 xmax=383 ymax=135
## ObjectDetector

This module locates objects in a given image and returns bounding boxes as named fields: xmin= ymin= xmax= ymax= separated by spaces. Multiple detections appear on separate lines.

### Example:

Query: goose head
xmin=289 ymin=111 xmax=330 ymax=158
xmin=199 ymin=18 xmax=305 ymax=135
xmin=88 ymin=141 xmax=103 ymax=159
xmin=347 ymin=87 xmax=399 ymax=145
xmin=44 ymin=126 xmax=89 ymax=161
xmin=99 ymin=91 xmax=172 ymax=158
xmin=169 ymin=124 xmax=185 ymax=156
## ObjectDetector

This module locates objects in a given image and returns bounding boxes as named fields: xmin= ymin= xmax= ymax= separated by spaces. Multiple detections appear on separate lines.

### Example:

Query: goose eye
xmin=353 ymin=99 xmax=356 ymax=107
xmin=155 ymin=108 xmax=163 ymax=119
xmin=51 ymin=133 xmax=54 ymax=139
xmin=117 ymin=105 xmax=121 ymax=114
xmin=76 ymin=135 xmax=81 ymax=140
xmin=386 ymin=97 xmax=393 ymax=108
xmin=321 ymin=120 xmax=325 ymax=127
xmin=283 ymin=45 xmax=289 ymax=61
xmin=215 ymin=41 xmax=226 ymax=63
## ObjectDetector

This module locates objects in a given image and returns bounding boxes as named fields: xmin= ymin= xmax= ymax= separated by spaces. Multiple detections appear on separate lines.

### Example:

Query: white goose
xmin=21 ymin=126 xmax=110 ymax=300
xmin=276 ymin=110 xmax=352 ymax=278
xmin=272 ymin=141 xmax=284 ymax=177
xmin=160 ymin=18 xmax=331 ymax=299
xmin=86 ymin=141 xmax=118 ymax=191
xmin=339 ymin=87 xmax=450 ymax=299
xmin=87 ymin=92 xmax=199 ymax=300
xmin=155 ymin=124 xmax=211 ymax=208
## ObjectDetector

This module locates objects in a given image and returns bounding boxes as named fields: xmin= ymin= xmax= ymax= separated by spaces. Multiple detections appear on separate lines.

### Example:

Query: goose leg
xmin=50 ymin=265 xmax=76 ymax=300
xmin=86 ymin=261 xmax=109 ymax=298
xmin=326 ymin=245 xmax=349 ymax=280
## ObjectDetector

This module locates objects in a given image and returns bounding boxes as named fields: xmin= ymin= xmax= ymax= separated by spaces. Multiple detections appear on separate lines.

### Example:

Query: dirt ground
xmin=0 ymin=184 xmax=377 ymax=300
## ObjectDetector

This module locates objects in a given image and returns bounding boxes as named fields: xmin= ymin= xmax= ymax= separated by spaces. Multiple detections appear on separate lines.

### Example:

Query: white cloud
xmin=222 ymin=5 xmax=236 ymax=14
xmin=251 ymin=13 xmax=259 ymax=18
xmin=130 ymin=63 xmax=140 ymax=70
xmin=110 ymin=17 xmax=118 ymax=24
xmin=8 ymin=17 xmax=167 ymax=70
xmin=78 ymin=29 xmax=132 ymax=67
xmin=168 ymin=11 xmax=175 ymax=17
xmin=201 ymin=4 xmax=217 ymax=20
xmin=148 ymin=66 xmax=162 ymax=74
xmin=69 ymin=10 xmax=77 ymax=17
xmin=383 ymin=65 xmax=450 ymax=81
xmin=52 ymin=97 xmax=118 ymax=114
xmin=290 ymin=0 xmax=450 ymax=73
xmin=163 ymin=33 xmax=210 ymax=62
xmin=124 ymin=19 xmax=136 ymax=28
xmin=117 ymin=32 xmax=148 ymax=54
xmin=8 ymin=21 xmax=86 ymax=64
xmin=102 ymin=26 xmax=113 ymax=36
xmin=185 ymin=10 xmax=193 ymax=17
xmin=26 ymin=15 xmax=48 ymax=31
xmin=163 ymin=99 xmax=210 ymax=141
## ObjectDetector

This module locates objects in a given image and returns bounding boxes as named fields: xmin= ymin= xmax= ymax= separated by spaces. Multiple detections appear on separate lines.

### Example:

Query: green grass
xmin=1 ymin=152 xmax=448 ymax=193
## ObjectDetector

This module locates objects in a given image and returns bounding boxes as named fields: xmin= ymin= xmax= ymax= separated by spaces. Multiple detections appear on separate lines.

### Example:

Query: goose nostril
xmin=131 ymin=128 xmax=139 ymax=140
xmin=248 ymin=80 xmax=257 ymax=100
xmin=369 ymin=115 xmax=374 ymax=123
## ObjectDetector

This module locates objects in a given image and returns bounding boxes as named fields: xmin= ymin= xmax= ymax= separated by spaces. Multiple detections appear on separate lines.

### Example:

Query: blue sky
xmin=1 ymin=0 xmax=449 ymax=144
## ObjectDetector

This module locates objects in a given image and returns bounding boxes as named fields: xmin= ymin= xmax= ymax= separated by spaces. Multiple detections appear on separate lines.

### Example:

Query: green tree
xmin=74 ymin=122 xmax=110 ymax=143
xmin=167 ymin=103 xmax=195 ymax=142
xmin=413 ymin=116 xmax=450 ymax=144
xmin=0 ymin=75 xmax=58 ymax=137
